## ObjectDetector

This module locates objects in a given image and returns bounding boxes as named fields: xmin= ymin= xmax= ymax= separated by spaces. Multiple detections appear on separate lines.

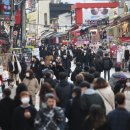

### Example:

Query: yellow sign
xmin=27 ymin=12 xmax=36 ymax=22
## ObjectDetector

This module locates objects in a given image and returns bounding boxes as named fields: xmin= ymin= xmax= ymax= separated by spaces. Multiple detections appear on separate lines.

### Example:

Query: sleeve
xmin=12 ymin=108 xmax=19 ymax=130
xmin=28 ymin=108 xmax=37 ymax=124
xmin=54 ymin=107 xmax=65 ymax=123
xmin=35 ymin=79 xmax=40 ymax=94
xmin=35 ymin=110 xmax=43 ymax=128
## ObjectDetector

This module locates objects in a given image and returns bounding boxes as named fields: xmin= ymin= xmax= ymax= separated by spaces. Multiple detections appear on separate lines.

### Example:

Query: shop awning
xmin=119 ymin=37 xmax=130 ymax=42
xmin=41 ymin=31 xmax=54 ymax=39
xmin=52 ymin=32 xmax=68 ymax=37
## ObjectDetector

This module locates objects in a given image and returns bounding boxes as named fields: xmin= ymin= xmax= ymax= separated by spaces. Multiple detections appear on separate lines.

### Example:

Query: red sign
xmin=15 ymin=10 xmax=21 ymax=25
xmin=119 ymin=37 xmax=130 ymax=42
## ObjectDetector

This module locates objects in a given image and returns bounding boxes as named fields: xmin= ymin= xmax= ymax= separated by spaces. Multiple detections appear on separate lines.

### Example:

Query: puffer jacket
xmin=35 ymin=106 xmax=65 ymax=130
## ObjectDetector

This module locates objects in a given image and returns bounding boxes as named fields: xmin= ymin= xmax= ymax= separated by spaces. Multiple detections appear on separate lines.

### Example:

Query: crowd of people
xmin=0 ymin=43 xmax=130 ymax=130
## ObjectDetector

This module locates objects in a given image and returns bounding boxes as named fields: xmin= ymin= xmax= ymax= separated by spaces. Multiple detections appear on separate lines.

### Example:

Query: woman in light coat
xmin=23 ymin=69 xmax=40 ymax=105
xmin=93 ymin=78 xmax=115 ymax=115
xmin=121 ymin=79 xmax=130 ymax=111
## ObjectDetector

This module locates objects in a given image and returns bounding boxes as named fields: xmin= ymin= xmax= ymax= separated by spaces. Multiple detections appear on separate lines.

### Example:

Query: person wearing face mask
xmin=35 ymin=93 xmax=65 ymax=130
xmin=121 ymin=79 xmax=130 ymax=111
xmin=12 ymin=91 xmax=37 ymax=130
xmin=23 ymin=70 xmax=40 ymax=105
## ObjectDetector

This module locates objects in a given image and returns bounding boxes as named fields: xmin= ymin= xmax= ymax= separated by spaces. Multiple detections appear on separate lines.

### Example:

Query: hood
xmin=84 ymin=89 xmax=97 ymax=95
xmin=112 ymin=72 xmax=127 ymax=79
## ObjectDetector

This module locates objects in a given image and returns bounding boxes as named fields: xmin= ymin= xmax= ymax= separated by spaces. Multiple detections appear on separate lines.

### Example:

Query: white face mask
xmin=41 ymin=61 xmax=45 ymax=65
xmin=63 ymin=55 xmax=67 ymax=58
xmin=53 ymin=62 xmax=56 ymax=65
xmin=26 ymin=73 xmax=30 ymax=77
xmin=126 ymin=82 xmax=130 ymax=87
xmin=21 ymin=97 xmax=30 ymax=104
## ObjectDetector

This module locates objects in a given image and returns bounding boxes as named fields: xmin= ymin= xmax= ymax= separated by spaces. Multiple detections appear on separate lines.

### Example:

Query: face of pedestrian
xmin=47 ymin=98 xmax=56 ymax=109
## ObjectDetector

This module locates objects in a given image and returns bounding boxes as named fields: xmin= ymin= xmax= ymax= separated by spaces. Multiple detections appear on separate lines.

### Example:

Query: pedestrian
xmin=66 ymin=87 xmax=83 ymax=130
xmin=31 ymin=56 xmax=40 ymax=81
xmin=121 ymin=79 xmax=130 ymax=111
xmin=93 ymin=78 xmax=115 ymax=114
xmin=14 ymin=83 xmax=33 ymax=108
xmin=44 ymin=72 xmax=57 ymax=89
xmin=23 ymin=70 xmax=40 ymax=105
xmin=71 ymin=62 xmax=82 ymax=83
xmin=83 ymin=105 xmax=107 ymax=130
xmin=103 ymin=53 xmax=113 ymax=80
xmin=107 ymin=93 xmax=130 ymax=130
xmin=35 ymin=93 xmax=65 ymax=130
xmin=56 ymin=72 xmax=74 ymax=109
xmin=39 ymin=82 xmax=59 ymax=107
xmin=0 ymin=89 xmax=15 ymax=130
xmin=12 ymin=91 xmax=37 ymax=130
xmin=94 ymin=55 xmax=103 ymax=74
xmin=109 ymin=66 xmax=127 ymax=90
xmin=75 ymin=73 xmax=84 ymax=87
xmin=62 ymin=54 xmax=71 ymax=77
xmin=80 ymin=81 xmax=106 ymax=122
xmin=20 ymin=57 xmax=27 ymax=81
xmin=97 ymin=46 xmax=103 ymax=58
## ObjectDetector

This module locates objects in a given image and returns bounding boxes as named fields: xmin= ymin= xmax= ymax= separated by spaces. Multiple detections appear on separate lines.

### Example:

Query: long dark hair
xmin=86 ymin=105 xmax=106 ymax=129
xmin=39 ymin=82 xmax=53 ymax=102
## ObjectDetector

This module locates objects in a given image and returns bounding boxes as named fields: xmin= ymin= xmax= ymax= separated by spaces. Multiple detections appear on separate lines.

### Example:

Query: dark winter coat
xmin=35 ymin=106 xmax=65 ymax=130
xmin=0 ymin=97 xmax=15 ymax=130
xmin=83 ymin=118 xmax=108 ymax=130
xmin=12 ymin=106 xmax=37 ymax=130
xmin=66 ymin=97 xmax=83 ymax=130
xmin=94 ymin=58 xmax=103 ymax=73
xmin=103 ymin=57 xmax=113 ymax=70
xmin=20 ymin=60 xmax=27 ymax=81
xmin=71 ymin=67 xmax=82 ymax=83
xmin=56 ymin=80 xmax=74 ymax=108
xmin=31 ymin=60 xmax=40 ymax=79
xmin=80 ymin=89 xmax=106 ymax=122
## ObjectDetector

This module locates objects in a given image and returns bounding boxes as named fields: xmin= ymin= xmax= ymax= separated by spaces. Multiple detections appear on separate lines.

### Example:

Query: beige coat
xmin=23 ymin=78 xmax=40 ymax=105
xmin=96 ymin=86 xmax=115 ymax=115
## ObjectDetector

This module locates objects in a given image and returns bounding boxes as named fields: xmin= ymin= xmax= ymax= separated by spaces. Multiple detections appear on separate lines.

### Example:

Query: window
xmin=44 ymin=13 xmax=47 ymax=26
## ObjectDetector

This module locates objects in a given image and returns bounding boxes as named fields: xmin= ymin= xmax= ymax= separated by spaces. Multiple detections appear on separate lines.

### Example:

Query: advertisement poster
xmin=83 ymin=8 xmax=110 ymax=25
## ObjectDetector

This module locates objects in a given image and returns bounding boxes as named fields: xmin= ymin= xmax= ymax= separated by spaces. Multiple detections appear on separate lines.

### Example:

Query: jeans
xmin=104 ymin=70 xmax=110 ymax=80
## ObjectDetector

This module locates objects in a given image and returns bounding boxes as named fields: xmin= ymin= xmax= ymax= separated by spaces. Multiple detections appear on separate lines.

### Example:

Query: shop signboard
xmin=22 ymin=46 xmax=34 ymax=63
xmin=0 ymin=15 xmax=10 ymax=21
xmin=33 ymin=48 xmax=40 ymax=60
xmin=83 ymin=8 xmax=110 ymax=25
xmin=27 ymin=12 xmax=36 ymax=22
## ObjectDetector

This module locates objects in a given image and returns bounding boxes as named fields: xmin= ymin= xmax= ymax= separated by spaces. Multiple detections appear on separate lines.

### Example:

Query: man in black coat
xmin=0 ymin=89 xmax=15 ymax=130
xmin=56 ymin=72 xmax=74 ymax=109
xmin=71 ymin=62 xmax=82 ymax=83
xmin=103 ymin=53 xmax=113 ymax=80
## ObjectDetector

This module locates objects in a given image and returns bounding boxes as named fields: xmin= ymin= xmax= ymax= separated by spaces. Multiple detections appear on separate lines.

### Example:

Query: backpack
xmin=103 ymin=58 xmax=112 ymax=70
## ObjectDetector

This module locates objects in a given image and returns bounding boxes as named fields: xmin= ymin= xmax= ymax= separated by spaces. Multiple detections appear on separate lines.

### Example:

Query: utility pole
xmin=10 ymin=0 xmax=15 ymax=48
xmin=21 ymin=0 xmax=26 ymax=45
